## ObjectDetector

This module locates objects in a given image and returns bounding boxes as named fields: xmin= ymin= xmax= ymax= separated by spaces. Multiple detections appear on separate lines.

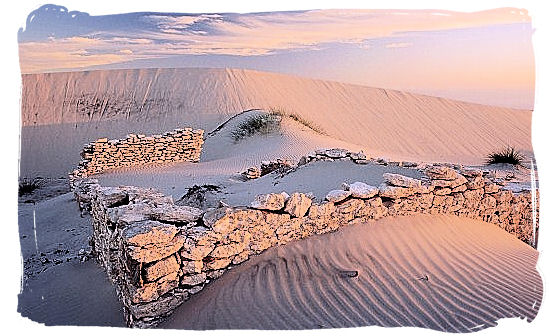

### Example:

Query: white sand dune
xmin=21 ymin=68 xmax=532 ymax=177
xmin=161 ymin=214 xmax=542 ymax=331
xmin=18 ymin=68 xmax=539 ymax=331
xmin=96 ymin=110 xmax=368 ymax=199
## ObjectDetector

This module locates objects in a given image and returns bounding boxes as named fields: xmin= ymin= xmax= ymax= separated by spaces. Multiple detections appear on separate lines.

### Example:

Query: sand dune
xmin=161 ymin=214 xmax=542 ymax=331
xmin=21 ymin=68 xmax=532 ymax=177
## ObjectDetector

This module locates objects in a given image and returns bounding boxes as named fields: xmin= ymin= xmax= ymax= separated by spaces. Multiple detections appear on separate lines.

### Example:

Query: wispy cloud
xmin=18 ymin=7 xmax=530 ymax=73
xmin=385 ymin=42 xmax=413 ymax=48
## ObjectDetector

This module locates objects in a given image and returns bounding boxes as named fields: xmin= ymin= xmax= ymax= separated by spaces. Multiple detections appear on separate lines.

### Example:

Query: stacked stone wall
xmin=73 ymin=160 xmax=539 ymax=328
xmin=69 ymin=128 xmax=204 ymax=186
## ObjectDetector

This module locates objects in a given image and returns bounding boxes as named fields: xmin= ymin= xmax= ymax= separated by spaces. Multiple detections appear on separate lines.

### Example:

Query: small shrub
xmin=231 ymin=113 xmax=282 ymax=141
xmin=486 ymin=147 xmax=524 ymax=166
xmin=19 ymin=178 xmax=44 ymax=197
xmin=268 ymin=107 xmax=326 ymax=135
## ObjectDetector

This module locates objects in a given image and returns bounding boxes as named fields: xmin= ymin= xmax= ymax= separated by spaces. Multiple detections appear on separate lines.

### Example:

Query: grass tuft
xmin=19 ymin=178 xmax=44 ymax=197
xmin=268 ymin=107 xmax=327 ymax=135
xmin=486 ymin=146 xmax=525 ymax=166
xmin=231 ymin=113 xmax=282 ymax=141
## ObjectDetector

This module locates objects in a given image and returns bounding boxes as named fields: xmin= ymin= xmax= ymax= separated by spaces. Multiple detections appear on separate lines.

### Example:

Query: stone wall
xmin=69 ymin=128 xmax=204 ymax=186
xmin=73 ymin=161 xmax=538 ymax=328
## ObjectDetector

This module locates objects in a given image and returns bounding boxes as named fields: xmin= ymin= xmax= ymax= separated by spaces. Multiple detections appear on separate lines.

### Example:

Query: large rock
xmin=379 ymin=183 xmax=415 ymax=199
xmin=149 ymin=204 xmax=204 ymax=224
xmin=128 ymin=291 xmax=189 ymax=320
xmin=180 ymin=260 xmax=203 ymax=274
xmin=126 ymin=235 xmax=185 ymax=263
xmin=250 ymin=192 xmax=290 ymax=210
xmin=143 ymin=255 xmax=180 ymax=282
xmin=429 ymin=174 xmax=468 ymax=188
xmin=348 ymin=182 xmax=379 ymax=199
xmin=324 ymin=148 xmax=348 ymax=158
xmin=122 ymin=220 xmax=179 ymax=247
xmin=284 ymin=193 xmax=313 ymax=217
xmin=128 ymin=271 xmax=179 ymax=303
xmin=180 ymin=273 xmax=207 ymax=287
xmin=209 ymin=242 xmax=247 ymax=259
xmin=425 ymin=166 xmax=459 ymax=180
xmin=180 ymin=239 xmax=215 ymax=261
xmin=98 ymin=187 xmax=129 ymax=207
xmin=383 ymin=173 xmax=421 ymax=188
xmin=325 ymin=190 xmax=351 ymax=203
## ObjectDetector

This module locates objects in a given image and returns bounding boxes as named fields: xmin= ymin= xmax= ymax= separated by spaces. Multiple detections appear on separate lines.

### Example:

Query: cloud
xmin=18 ymin=7 xmax=530 ymax=73
xmin=385 ymin=42 xmax=413 ymax=48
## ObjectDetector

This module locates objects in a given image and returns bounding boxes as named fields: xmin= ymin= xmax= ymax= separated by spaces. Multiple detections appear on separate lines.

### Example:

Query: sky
xmin=17 ymin=4 xmax=535 ymax=109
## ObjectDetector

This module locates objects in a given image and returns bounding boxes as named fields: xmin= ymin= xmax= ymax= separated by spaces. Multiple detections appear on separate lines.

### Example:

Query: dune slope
xmin=21 ymin=68 xmax=532 ymax=177
xmin=161 ymin=214 xmax=542 ymax=331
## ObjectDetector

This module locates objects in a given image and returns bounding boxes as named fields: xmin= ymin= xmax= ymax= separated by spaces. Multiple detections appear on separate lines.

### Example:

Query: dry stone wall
xmin=69 ymin=128 xmax=204 ymax=186
xmin=73 ymin=160 xmax=538 ymax=328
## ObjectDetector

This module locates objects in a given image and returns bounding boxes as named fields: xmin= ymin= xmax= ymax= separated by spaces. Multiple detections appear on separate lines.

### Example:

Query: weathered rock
xmin=325 ymin=148 xmax=348 ymax=158
xmin=209 ymin=242 xmax=247 ymax=259
xmin=461 ymin=168 xmax=483 ymax=178
xmin=126 ymin=235 xmax=185 ymax=263
xmin=149 ymin=204 xmax=203 ymax=224
xmin=452 ymin=184 xmax=468 ymax=193
xmin=467 ymin=175 xmax=485 ymax=189
xmin=128 ymin=291 xmax=189 ymax=320
xmin=349 ymin=182 xmax=379 ymax=199
xmin=204 ymin=258 xmax=232 ymax=270
xmin=379 ymin=183 xmax=415 ymax=199
xmin=383 ymin=173 xmax=422 ymax=188
xmin=144 ymin=255 xmax=180 ymax=282
xmin=122 ymin=221 xmax=179 ymax=247
xmin=484 ymin=182 xmax=501 ymax=194
xmin=284 ymin=193 xmax=313 ymax=217
xmin=99 ymin=187 xmax=129 ymax=207
xmin=232 ymin=250 xmax=250 ymax=264
xmin=180 ymin=273 xmax=207 ymax=287
xmin=434 ymin=187 xmax=452 ymax=196
xmin=325 ymin=189 xmax=352 ymax=202
xmin=180 ymin=260 xmax=203 ymax=274
xmin=250 ymin=192 xmax=289 ymax=210
xmin=350 ymin=152 xmax=368 ymax=161
xmin=180 ymin=239 xmax=215 ymax=261
xmin=128 ymin=271 xmax=179 ymax=303
xmin=425 ymin=166 xmax=459 ymax=180
xmin=243 ymin=166 xmax=261 ymax=179
xmin=429 ymin=174 xmax=468 ymax=189
xmin=121 ymin=221 xmax=185 ymax=263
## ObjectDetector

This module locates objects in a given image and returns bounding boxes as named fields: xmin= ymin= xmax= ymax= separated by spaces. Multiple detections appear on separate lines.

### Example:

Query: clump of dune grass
xmin=268 ymin=107 xmax=327 ymax=135
xmin=231 ymin=113 xmax=282 ymax=141
xmin=486 ymin=146 xmax=525 ymax=166
xmin=19 ymin=178 xmax=44 ymax=197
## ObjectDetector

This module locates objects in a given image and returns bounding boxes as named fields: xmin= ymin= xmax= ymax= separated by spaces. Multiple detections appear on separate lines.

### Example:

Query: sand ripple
xmin=161 ymin=214 xmax=542 ymax=332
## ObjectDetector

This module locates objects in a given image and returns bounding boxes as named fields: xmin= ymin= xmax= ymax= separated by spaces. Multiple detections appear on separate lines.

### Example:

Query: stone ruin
xmin=242 ymin=158 xmax=294 ymax=179
xmin=73 ymin=160 xmax=538 ymax=328
xmin=69 ymin=128 xmax=204 ymax=187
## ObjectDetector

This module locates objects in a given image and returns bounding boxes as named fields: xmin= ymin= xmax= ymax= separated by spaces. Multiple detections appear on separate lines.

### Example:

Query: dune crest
xmin=21 ymin=68 xmax=532 ymax=178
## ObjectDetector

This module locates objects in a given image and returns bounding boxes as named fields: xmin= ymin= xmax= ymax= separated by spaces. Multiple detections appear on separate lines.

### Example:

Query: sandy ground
xmin=17 ymin=192 xmax=125 ymax=326
xmin=20 ymin=68 xmax=532 ymax=177
xmin=161 ymin=214 xmax=542 ymax=331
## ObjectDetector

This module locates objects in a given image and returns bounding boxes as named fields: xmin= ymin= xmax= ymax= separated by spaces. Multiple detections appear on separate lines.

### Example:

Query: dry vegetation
xmin=486 ymin=146 xmax=525 ymax=166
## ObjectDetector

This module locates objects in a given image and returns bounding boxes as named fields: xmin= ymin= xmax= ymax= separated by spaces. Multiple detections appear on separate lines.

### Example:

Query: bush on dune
xmin=231 ymin=113 xmax=282 ymax=141
xmin=486 ymin=146 xmax=525 ymax=166
xmin=268 ymin=107 xmax=327 ymax=135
